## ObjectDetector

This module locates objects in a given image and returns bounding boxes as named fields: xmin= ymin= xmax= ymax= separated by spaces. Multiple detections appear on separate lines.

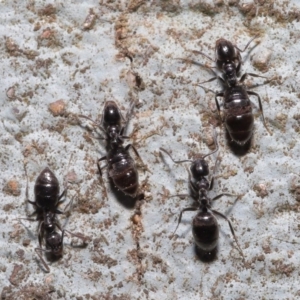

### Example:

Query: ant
xmin=160 ymin=131 xmax=244 ymax=259
xmin=201 ymin=72 xmax=271 ymax=146
xmin=191 ymin=35 xmax=259 ymax=86
xmin=23 ymin=166 xmax=88 ymax=272
xmin=79 ymin=101 xmax=140 ymax=198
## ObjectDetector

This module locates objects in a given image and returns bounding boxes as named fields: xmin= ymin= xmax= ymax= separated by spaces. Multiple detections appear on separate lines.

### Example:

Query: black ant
xmin=160 ymin=131 xmax=244 ymax=259
xmin=79 ymin=101 xmax=141 ymax=198
xmin=201 ymin=72 xmax=271 ymax=146
xmin=24 ymin=166 xmax=88 ymax=272
xmin=191 ymin=35 xmax=258 ymax=86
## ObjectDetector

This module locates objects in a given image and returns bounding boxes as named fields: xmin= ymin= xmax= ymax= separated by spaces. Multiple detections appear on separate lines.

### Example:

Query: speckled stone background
xmin=1 ymin=0 xmax=300 ymax=299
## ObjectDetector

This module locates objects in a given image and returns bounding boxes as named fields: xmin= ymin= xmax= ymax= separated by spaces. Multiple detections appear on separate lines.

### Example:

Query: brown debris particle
xmin=48 ymin=100 xmax=66 ymax=117
xmin=83 ymin=9 xmax=97 ymax=30
xmin=253 ymin=183 xmax=269 ymax=198
xmin=38 ymin=4 xmax=56 ymax=17
xmin=9 ymin=264 xmax=26 ymax=286
xmin=125 ymin=70 xmax=145 ymax=91
xmin=3 ymin=179 xmax=21 ymax=196
xmin=251 ymin=48 xmax=272 ymax=73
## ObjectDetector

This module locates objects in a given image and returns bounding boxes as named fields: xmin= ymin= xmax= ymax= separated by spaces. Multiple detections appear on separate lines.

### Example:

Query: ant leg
xmin=172 ymin=207 xmax=198 ymax=236
xmin=56 ymin=189 xmax=67 ymax=209
xmin=125 ymin=144 xmax=148 ymax=172
xmin=239 ymin=72 xmax=268 ymax=84
xmin=64 ymin=229 xmax=89 ymax=245
xmin=38 ymin=222 xmax=44 ymax=247
xmin=23 ymin=162 xmax=36 ymax=215
xmin=234 ymin=34 xmax=259 ymax=53
xmin=189 ymin=50 xmax=215 ymax=62
xmin=62 ymin=194 xmax=76 ymax=214
xmin=159 ymin=148 xmax=191 ymax=164
xmin=97 ymin=156 xmax=107 ymax=178
xmin=35 ymin=247 xmax=51 ymax=273
xmin=211 ymin=209 xmax=245 ymax=260
xmin=190 ymin=180 xmax=197 ymax=193
xmin=209 ymin=156 xmax=221 ymax=191
xmin=211 ymin=193 xmax=242 ymax=202
xmin=97 ymin=156 xmax=108 ymax=197
xmin=199 ymin=76 xmax=219 ymax=85
xmin=78 ymin=114 xmax=99 ymax=127
xmin=169 ymin=194 xmax=190 ymax=199
xmin=247 ymin=90 xmax=271 ymax=135
xmin=215 ymin=92 xmax=223 ymax=121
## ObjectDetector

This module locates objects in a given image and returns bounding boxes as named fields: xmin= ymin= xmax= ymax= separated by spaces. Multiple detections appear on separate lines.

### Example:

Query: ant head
xmin=190 ymin=158 xmax=209 ymax=180
xmin=46 ymin=232 xmax=63 ymax=257
xmin=216 ymin=38 xmax=235 ymax=61
xmin=103 ymin=101 xmax=121 ymax=127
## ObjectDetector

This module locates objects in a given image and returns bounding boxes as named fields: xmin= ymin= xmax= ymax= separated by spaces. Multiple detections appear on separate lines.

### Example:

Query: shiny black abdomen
xmin=223 ymin=85 xmax=254 ymax=145
xmin=107 ymin=147 xmax=138 ymax=197
xmin=192 ymin=211 xmax=219 ymax=252
xmin=34 ymin=167 xmax=60 ymax=211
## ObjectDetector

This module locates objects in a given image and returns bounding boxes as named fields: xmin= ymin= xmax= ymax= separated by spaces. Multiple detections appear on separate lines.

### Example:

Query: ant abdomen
xmin=193 ymin=211 xmax=219 ymax=252
xmin=34 ymin=167 xmax=60 ymax=210
xmin=223 ymin=85 xmax=254 ymax=145
xmin=107 ymin=148 xmax=139 ymax=197
xmin=225 ymin=110 xmax=254 ymax=144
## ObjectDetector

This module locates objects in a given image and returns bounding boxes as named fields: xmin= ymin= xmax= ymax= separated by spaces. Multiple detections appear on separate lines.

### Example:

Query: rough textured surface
xmin=1 ymin=0 xmax=300 ymax=299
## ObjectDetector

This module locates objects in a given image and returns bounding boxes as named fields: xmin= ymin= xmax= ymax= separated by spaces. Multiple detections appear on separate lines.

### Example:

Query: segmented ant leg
xmin=211 ymin=209 xmax=245 ymax=260
xmin=234 ymin=34 xmax=259 ymax=53
xmin=172 ymin=207 xmax=198 ymax=237
xmin=52 ymin=189 xmax=67 ymax=215
xmin=78 ymin=114 xmax=106 ymax=139
xmin=169 ymin=194 xmax=190 ymax=199
xmin=35 ymin=247 xmax=51 ymax=273
xmin=240 ymin=72 xmax=268 ymax=83
xmin=125 ymin=144 xmax=148 ymax=173
xmin=247 ymin=90 xmax=271 ymax=135
xmin=215 ymin=92 xmax=223 ymax=121
xmin=38 ymin=222 xmax=45 ymax=247
xmin=23 ymin=162 xmax=38 ymax=215
xmin=62 ymin=193 xmax=76 ymax=214
xmin=97 ymin=156 xmax=107 ymax=178
xmin=200 ymin=76 xmax=220 ymax=85
xmin=189 ymin=180 xmax=198 ymax=195
xmin=190 ymin=50 xmax=215 ymax=62
xmin=124 ymin=102 xmax=135 ymax=134
xmin=211 ymin=193 xmax=241 ymax=202
xmin=64 ymin=229 xmax=89 ymax=245
xmin=125 ymin=144 xmax=140 ymax=157
xmin=78 ymin=114 xmax=99 ymax=125
xmin=159 ymin=148 xmax=192 ymax=164
xmin=97 ymin=156 xmax=108 ymax=197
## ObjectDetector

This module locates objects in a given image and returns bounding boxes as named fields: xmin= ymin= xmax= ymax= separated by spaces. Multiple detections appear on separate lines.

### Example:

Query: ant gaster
xmin=25 ymin=167 xmax=87 ymax=272
xmin=80 ymin=101 xmax=140 ymax=197
xmin=160 ymin=131 xmax=244 ymax=258
xmin=192 ymin=35 xmax=258 ymax=86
